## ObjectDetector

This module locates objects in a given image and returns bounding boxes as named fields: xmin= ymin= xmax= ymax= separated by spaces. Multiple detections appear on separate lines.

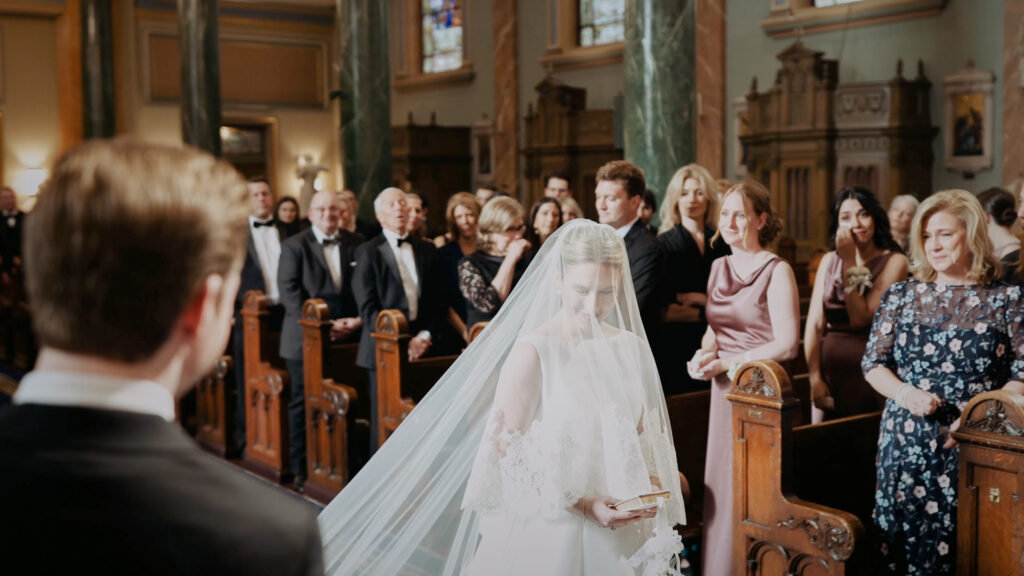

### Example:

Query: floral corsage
xmin=844 ymin=266 xmax=872 ymax=296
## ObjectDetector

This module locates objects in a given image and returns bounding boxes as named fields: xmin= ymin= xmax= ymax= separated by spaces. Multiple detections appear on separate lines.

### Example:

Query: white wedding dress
xmin=319 ymin=221 xmax=684 ymax=576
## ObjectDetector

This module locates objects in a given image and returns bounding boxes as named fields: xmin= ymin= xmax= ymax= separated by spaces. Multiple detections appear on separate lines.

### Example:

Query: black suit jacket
xmin=623 ymin=220 xmax=666 ymax=338
xmin=0 ymin=210 xmax=24 ymax=271
xmin=0 ymin=403 xmax=322 ymax=575
xmin=236 ymin=221 xmax=289 ymax=312
xmin=352 ymin=234 xmax=446 ymax=369
xmin=277 ymin=228 xmax=365 ymax=360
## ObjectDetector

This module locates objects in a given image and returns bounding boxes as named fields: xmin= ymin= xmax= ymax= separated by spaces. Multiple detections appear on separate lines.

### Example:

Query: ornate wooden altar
xmin=741 ymin=42 xmax=936 ymax=262
xmin=522 ymin=76 xmax=621 ymax=217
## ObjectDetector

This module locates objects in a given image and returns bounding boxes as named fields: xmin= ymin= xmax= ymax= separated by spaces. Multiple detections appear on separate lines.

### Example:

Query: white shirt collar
xmin=13 ymin=370 xmax=176 ymax=422
xmin=311 ymin=225 xmax=338 ymax=243
xmin=615 ymin=217 xmax=640 ymax=238
xmin=249 ymin=215 xmax=273 ymax=226
xmin=381 ymin=227 xmax=408 ymax=248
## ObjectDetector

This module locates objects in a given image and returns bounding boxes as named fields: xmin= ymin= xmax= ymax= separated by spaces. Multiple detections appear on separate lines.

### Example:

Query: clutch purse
xmin=610 ymin=490 xmax=671 ymax=512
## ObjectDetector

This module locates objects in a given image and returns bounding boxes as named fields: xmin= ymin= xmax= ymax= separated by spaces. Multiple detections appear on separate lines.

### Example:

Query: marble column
xmin=81 ymin=0 xmax=115 ymax=139
xmin=493 ymin=0 xmax=519 ymax=194
xmin=338 ymin=0 xmax=390 ymax=218
xmin=696 ymin=0 xmax=725 ymax=179
xmin=624 ymin=0 xmax=696 ymax=206
xmin=1003 ymin=0 xmax=1024 ymax=189
xmin=177 ymin=0 xmax=221 ymax=156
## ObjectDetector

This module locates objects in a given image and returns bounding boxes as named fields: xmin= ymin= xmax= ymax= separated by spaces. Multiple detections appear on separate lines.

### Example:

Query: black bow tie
xmin=252 ymin=220 xmax=274 ymax=229
xmin=321 ymin=236 xmax=340 ymax=247
xmin=396 ymin=237 xmax=411 ymax=247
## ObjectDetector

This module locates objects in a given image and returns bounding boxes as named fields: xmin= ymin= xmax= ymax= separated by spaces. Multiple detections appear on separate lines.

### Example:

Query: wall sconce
xmin=295 ymin=154 xmax=327 ymax=210
xmin=14 ymin=168 xmax=48 ymax=196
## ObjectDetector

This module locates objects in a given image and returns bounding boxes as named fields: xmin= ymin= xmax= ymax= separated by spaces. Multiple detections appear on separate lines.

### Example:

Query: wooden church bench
xmin=300 ymin=298 xmax=369 ymax=503
xmin=373 ymin=309 xmax=460 ymax=448
xmin=240 ymin=290 xmax=291 ymax=482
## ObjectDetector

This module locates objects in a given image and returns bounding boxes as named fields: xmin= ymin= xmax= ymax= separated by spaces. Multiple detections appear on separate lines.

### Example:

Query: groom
xmin=0 ymin=139 xmax=323 ymax=574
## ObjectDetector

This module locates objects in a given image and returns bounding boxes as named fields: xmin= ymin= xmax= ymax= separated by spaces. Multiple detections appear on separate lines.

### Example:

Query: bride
xmin=319 ymin=220 xmax=685 ymax=575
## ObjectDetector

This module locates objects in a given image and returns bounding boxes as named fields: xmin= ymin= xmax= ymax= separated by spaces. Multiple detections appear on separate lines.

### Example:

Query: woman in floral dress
xmin=862 ymin=189 xmax=1024 ymax=574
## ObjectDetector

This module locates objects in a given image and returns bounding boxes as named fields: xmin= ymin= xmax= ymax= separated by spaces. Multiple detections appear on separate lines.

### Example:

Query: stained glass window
xmin=422 ymin=0 xmax=463 ymax=74
xmin=579 ymin=0 xmax=625 ymax=47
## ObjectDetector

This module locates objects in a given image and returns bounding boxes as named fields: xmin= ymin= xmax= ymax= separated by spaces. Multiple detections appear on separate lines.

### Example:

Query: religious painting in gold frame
xmin=943 ymin=63 xmax=994 ymax=176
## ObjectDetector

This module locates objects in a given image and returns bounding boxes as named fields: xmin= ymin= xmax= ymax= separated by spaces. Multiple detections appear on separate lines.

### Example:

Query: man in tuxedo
xmin=0 ymin=139 xmax=323 ymax=574
xmin=353 ymin=187 xmax=447 ymax=453
xmin=340 ymin=188 xmax=382 ymax=239
xmin=595 ymin=160 xmax=666 ymax=340
xmin=278 ymin=189 xmax=364 ymax=489
xmin=542 ymin=172 xmax=572 ymax=200
xmin=0 ymin=186 xmax=24 ymax=274
xmin=230 ymin=176 xmax=287 ymax=458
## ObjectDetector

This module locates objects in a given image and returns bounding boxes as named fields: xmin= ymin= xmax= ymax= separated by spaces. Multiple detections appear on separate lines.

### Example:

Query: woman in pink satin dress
xmin=687 ymin=180 xmax=801 ymax=576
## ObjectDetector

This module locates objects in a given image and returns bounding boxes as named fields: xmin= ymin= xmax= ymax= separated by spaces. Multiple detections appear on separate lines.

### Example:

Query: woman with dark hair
xmin=977 ymin=187 xmax=1020 ymax=283
xmin=804 ymin=187 xmax=908 ymax=423
xmin=274 ymin=196 xmax=304 ymax=238
xmin=524 ymin=197 xmax=562 ymax=249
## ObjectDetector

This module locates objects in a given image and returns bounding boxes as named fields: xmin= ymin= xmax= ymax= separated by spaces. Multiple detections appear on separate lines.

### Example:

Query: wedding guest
xmin=804 ymin=187 xmax=907 ymax=424
xmin=595 ymin=160 xmax=665 ymax=340
xmin=0 ymin=186 xmax=24 ymax=274
xmin=560 ymin=197 xmax=584 ymax=222
xmin=340 ymin=188 xmax=382 ymax=239
xmin=274 ymin=196 xmax=304 ymax=238
xmin=542 ymin=172 xmax=572 ymax=200
xmin=524 ymin=197 xmax=562 ymax=248
xmin=863 ymin=189 xmax=1024 ymax=574
xmin=638 ymin=189 xmax=657 ymax=233
xmin=437 ymin=192 xmax=480 ymax=342
xmin=656 ymin=164 xmax=730 ymax=395
xmin=687 ymin=179 xmax=800 ymax=576
xmin=977 ymin=186 xmax=1020 ymax=283
xmin=459 ymin=197 xmax=531 ymax=326
xmin=475 ymin=184 xmax=499 ymax=206
xmin=406 ymin=192 xmax=428 ymax=238
xmin=888 ymin=194 xmax=919 ymax=253
xmin=0 ymin=138 xmax=323 ymax=574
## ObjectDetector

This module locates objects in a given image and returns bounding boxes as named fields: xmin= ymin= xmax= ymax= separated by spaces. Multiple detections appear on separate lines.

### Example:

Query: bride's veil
xmin=319 ymin=219 xmax=684 ymax=575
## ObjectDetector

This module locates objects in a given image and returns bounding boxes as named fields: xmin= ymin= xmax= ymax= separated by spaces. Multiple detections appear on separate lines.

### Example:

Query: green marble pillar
xmin=337 ymin=0 xmax=390 ymax=219
xmin=624 ymin=0 xmax=696 ymax=210
xmin=177 ymin=0 xmax=221 ymax=156
xmin=81 ymin=0 xmax=115 ymax=138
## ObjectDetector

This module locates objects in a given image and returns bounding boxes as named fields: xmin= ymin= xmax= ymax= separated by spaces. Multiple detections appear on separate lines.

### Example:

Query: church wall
xmin=114 ymin=0 xmax=341 ymax=201
xmin=726 ymin=0 xmax=1005 ymax=195
xmin=0 ymin=16 xmax=60 ymax=208
xmin=388 ymin=0 xmax=495 ymax=128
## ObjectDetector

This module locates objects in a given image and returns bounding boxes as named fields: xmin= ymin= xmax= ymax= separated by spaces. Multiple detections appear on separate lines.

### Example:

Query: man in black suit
xmin=595 ymin=160 xmax=666 ymax=340
xmin=231 ymin=176 xmax=287 ymax=458
xmin=278 ymin=189 xmax=364 ymax=489
xmin=0 ymin=139 xmax=323 ymax=574
xmin=353 ymin=187 xmax=447 ymax=453
xmin=0 ymin=186 xmax=24 ymax=274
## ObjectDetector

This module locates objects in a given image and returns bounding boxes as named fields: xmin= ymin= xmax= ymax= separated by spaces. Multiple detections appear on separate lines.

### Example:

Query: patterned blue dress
xmin=862 ymin=280 xmax=1024 ymax=574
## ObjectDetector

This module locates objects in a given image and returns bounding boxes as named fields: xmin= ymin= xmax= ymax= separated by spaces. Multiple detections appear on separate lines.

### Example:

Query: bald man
xmin=277 ymin=189 xmax=365 ymax=489
xmin=353 ymin=188 xmax=448 ymax=453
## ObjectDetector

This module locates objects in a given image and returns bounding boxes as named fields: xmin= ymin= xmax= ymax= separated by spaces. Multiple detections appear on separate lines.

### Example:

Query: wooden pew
xmin=240 ymin=290 xmax=291 ymax=482
xmin=373 ymin=310 xmax=460 ymax=447
xmin=192 ymin=355 xmax=235 ymax=456
xmin=729 ymin=360 xmax=880 ymax=575
xmin=300 ymin=298 xmax=369 ymax=503
xmin=954 ymin=390 xmax=1024 ymax=575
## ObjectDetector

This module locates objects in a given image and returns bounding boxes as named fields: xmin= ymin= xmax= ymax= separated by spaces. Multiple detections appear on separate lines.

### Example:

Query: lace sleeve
xmin=459 ymin=259 xmax=501 ymax=314
xmin=637 ymin=344 xmax=687 ymax=527
xmin=862 ymin=281 xmax=906 ymax=376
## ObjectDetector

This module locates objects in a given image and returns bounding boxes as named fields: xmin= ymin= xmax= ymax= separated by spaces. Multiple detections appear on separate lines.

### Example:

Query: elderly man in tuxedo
xmin=278 ymin=189 xmax=364 ymax=490
xmin=594 ymin=160 xmax=665 ymax=340
xmin=0 ymin=139 xmax=322 ymax=574
xmin=230 ymin=176 xmax=288 ymax=458
xmin=353 ymin=187 xmax=447 ymax=453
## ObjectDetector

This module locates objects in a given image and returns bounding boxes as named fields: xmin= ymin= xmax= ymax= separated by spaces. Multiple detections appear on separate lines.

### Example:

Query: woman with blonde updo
xmin=458 ymin=196 xmax=531 ymax=326
xmin=686 ymin=180 xmax=800 ymax=576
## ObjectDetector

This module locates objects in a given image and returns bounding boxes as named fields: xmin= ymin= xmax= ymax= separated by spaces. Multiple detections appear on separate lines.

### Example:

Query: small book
xmin=610 ymin=490 xmax=671 ymax=512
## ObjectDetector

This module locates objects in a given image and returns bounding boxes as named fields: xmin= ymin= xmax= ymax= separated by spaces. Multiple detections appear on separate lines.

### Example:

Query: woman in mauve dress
xmin=804 ymin=187 xmax=907 ymax=423
xmin=687 ymin=180 xmax=801 ymax=576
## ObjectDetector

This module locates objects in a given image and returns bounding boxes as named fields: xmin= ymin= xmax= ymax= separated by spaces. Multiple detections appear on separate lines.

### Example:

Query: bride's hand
xmin=584 ymin=497 xmax=657 ymax=530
